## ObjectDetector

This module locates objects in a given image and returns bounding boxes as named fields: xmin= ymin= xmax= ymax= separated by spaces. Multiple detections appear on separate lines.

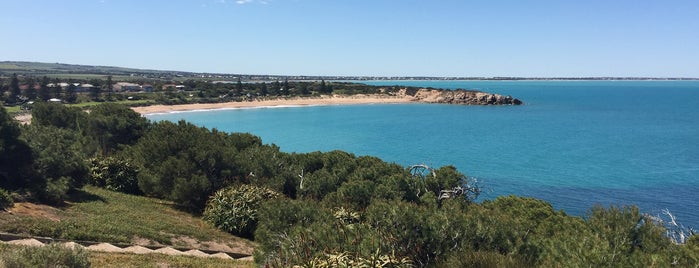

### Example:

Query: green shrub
xmin=254 ymin=199 xmax=337 ymax=266
xmin=126 ymin=120 xmax=243 ymax=211
xmin=308 ymin=251 xmax=413 ymax=268
xmin=203 ymin=184 xmax=280 ymax=238
xmin=0 ymin=188 xmax=13 ymax=209
xmin=440 ymin=250 xmax=527 ymax=268
xmin=20 ymin=124 xmax=90 ymax=203
xmin=41 ymin=177 xmax=71 ymax=204
xmin=88 ymin=156 xmax=141 ymax=194
xmin=0 ymin=243 xmax=90 ymax=268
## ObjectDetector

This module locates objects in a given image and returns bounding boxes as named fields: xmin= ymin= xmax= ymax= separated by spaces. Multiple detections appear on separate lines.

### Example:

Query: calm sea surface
xmin=148 ymin=80 xmax=699 ymax=226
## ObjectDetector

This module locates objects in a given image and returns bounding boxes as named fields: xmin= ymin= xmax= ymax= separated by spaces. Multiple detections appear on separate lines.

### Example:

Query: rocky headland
xmin=399 ymin=88 xmax=523 ymax=105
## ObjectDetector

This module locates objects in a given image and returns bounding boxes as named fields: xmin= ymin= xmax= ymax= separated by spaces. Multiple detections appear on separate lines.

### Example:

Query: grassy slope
xmin=0 ymin=186 xmax=254 ymax=253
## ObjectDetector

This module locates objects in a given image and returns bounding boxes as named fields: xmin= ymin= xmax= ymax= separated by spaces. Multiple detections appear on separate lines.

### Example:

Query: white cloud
xmin=225 ymin=0 xmax=270 ymax=5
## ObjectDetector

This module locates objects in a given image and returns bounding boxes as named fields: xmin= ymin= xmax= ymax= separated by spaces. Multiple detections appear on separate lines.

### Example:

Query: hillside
xmin=0 ymin=61 xmax=193 ymax=81
xmin=0 ymin=186 xmax=254 ymax=266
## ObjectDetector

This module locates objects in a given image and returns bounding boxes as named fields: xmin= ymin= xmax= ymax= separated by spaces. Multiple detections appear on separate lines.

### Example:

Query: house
xmin=162 ymin=84 xmax=187 ymax=91
xmin=78 ymin=84 xmax=95 ymax=92
xmin=162 ymin=84 xmax=177 ymax=90
xmin=141 ymin=84 xmax=154 ymax=92
xmin=46 ymin=82 xmax=70 ymax=89
xmin=114 ymin=82 xmax=140 ymax=92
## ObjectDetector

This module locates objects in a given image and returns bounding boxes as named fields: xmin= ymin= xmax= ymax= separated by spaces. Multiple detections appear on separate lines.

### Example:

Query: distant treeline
xmin=0 ymin=73 xmax=419 ymax=108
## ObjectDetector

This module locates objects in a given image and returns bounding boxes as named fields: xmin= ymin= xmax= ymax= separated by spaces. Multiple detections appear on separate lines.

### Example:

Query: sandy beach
xmin=131 ymin=94 xmax=414 ymax=115
xmin=13 ymin=90 xmax=518 ymax=123
xmin=12 ymin=94 xmax=414 ymax=124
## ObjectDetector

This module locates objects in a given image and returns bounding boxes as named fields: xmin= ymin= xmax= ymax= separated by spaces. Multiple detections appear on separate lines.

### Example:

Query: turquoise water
xmin=148 ymin=80 xmax=699 ymax=226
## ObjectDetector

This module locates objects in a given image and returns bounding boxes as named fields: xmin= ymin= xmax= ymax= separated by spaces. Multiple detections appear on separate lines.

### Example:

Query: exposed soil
xmin=7 ymin=202 xmax=62 ymax=222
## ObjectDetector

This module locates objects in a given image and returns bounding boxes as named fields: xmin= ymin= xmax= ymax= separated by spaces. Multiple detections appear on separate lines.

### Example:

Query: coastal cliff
xmin=398 ymin=88 xmax=523 ymax=105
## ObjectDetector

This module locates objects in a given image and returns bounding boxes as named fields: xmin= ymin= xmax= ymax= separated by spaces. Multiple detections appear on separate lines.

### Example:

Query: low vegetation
xmin=0 ymin=244 xmax=252 ymax=268
xmin=1 ymin=101 xmax=698 ymax=267
xmin=0 ymin=243 xmax=90 ymax=268
xmin=88 ymin=252 xmax=253 ymax=268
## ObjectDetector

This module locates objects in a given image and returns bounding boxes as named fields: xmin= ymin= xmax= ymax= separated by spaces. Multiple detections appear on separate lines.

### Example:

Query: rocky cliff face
xmin=399 ymin=89 xmax=523 ymax=105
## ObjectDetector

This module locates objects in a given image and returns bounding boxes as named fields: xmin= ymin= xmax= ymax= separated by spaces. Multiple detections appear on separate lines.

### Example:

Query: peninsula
xmin=132 ymin=88 xmax=522 ymax=115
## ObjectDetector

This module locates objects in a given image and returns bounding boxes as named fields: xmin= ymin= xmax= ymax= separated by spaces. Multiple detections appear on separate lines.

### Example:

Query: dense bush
xmin=254 ymin=192 xmax=699 ymax=267
xmin=0 ymin=243 xmax=90 ymax=268
xmin=127 ymin=120 xmax=250 ymax=211
xmin=0 ymin=188 xmax=13 ymax=210
xmin=4 ymin=101 xmax=698 ymax=267
xmin=20 ymin=125 xmax=89 ymax=203
xmin=85 ymin=103 xmax=149 ymax=154
xmin=88 ymin=156 xmax=141 ymax=194
xmin=202 ymin=184 xmax=280 ymax=238
xmin=31 ymin=102 xmax=86 ymax=129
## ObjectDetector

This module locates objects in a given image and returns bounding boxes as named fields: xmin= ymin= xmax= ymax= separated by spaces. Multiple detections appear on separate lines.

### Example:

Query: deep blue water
xmin=148 ymin=80 xmax=699 ymax=227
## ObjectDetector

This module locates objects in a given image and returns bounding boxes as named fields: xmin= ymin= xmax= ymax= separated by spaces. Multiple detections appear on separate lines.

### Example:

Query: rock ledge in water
xmin=400 ymin=88 xmax=523 ymax=105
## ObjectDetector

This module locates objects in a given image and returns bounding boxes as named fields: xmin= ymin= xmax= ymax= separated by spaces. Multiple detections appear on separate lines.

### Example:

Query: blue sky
xmin=2 ymin=0 xmax=698 ymax=77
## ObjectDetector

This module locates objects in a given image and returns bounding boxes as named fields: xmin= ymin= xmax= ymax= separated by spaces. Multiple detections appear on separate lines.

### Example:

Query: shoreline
xmin=13 ymin=90 xmax=521 ymax=122
xmin=131 ymin=94 xmax=413 ymax=115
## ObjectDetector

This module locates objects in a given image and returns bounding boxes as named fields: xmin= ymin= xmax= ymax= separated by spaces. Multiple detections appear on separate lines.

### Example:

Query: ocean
xmin=147 ymin=80 xmax=699 ymax=227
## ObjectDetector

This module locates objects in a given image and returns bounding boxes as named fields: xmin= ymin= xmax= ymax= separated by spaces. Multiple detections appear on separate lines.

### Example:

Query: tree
xmin=0 ymin=85 xmax=6 ymax=103
xmin=51 ymin=78 xmax=62 ymax=99
xmin=22 ymin=125 xmax=90 ymax=203
xmin=235 ymin=77 xmax=243 ymax=96
xmin=320 ymin=79 xmax=327 ymax=94
xmin=299 ymin=82 xmax=310 ymax=95
xmin=259 ymin=82 xmax=268 ymax=96
xmin=24 ymin=77 xmax=37 ymax=100
xmin=8 ymin=73 xmax=20 ymax=104
xmin=85 ymin=103 xmax=149 ymax=154
xmin=282 ymin=78 xmax=290 ymax=96
xmin=105 ymin=75 xmax=113 ymax=101
xmin=89 ymin=82 xmax=102 ymax=101
xmin=65 ymin=83 xmax=77 ymax=103
xmin=38 ymin=76 xmax=51 ymax=101
xmin=0 ymin=106 xmax=34 ymax=190
xmin=270 ymin=80 xmax=281 ymax=96
xmin=31 ymin=102 xmax=86 ymax=130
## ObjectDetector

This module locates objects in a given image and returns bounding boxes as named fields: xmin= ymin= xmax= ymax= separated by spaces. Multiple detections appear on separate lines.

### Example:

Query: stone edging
xmin=0 ymin=232 xmax=252 ymax=260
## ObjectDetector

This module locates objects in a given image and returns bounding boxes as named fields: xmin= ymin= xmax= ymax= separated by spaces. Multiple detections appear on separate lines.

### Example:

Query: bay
xmin=147 ymin=80 xmax=699 ymax=227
